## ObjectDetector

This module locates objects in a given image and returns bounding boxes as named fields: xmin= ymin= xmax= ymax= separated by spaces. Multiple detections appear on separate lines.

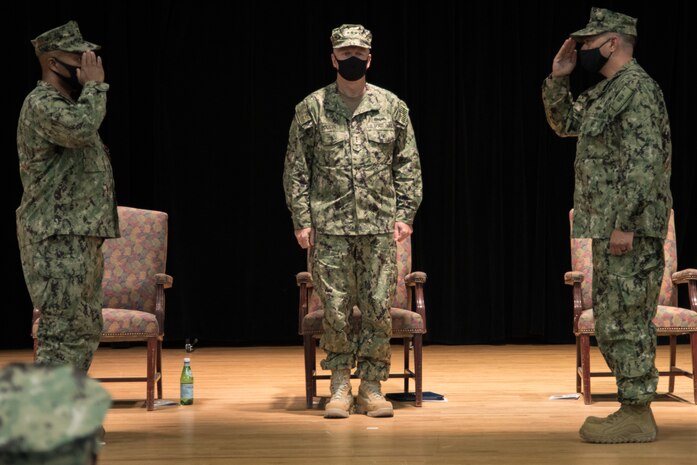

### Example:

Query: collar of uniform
xmin=326 ymin=83 xmax=381 ymax=120
xmin=610 ymin=58 xmax=638 ymax=81
xmin=585 ymin=59 xmax=639 ymax=99
xmin=353 ymin=84 xmax=381 ymax=116
xmin=324 ymin=83 xmax=380 ymax=120
xmin=36 ymin=80 xmax=75 ymax=103
xmin=325 ymin=85 xmax=352 ymax=120
xmin=593 ymin=59 xmax=638 ymax=93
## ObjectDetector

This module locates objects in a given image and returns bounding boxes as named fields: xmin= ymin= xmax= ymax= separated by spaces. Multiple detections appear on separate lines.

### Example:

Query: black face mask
xmin=53 ymin=58 xmax=82 ymax=92
xmin=335 ymin=56 xmax=368 ymax=81
xmin=577 ymin=39 xmax=612 ymax=74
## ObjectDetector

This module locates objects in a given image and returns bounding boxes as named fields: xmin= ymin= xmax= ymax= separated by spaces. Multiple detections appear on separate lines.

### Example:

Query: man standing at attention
xmin=283 ymin=24 xmax=423 ymax=418
xmin=17 ymin=21 xmax=119 ymax=373
xmin=542 ymin=8 xmax=672 ymax=443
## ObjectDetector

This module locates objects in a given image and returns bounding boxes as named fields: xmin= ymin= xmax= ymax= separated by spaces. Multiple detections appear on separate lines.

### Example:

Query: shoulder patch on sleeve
xmin=294 ymin=102 xmax=314 ymax=130
xmin=394 ymin=101 xmax=409 ymax=128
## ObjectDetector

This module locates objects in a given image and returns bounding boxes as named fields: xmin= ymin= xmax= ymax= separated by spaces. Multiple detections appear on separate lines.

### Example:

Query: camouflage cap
xmin=331 ymin=24 xmax=372 ymax=49
xmin=0 ymin=363 xmax=111 ymax=462
xmin=31 ymin=20 xmax=101 ymax=56
xmin=570 ymin=7 xmax=638 ymax=40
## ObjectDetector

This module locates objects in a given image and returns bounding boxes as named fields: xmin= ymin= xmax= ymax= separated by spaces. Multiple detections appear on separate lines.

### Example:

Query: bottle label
xmin=180 ymin=383 xmax=194 ymax=400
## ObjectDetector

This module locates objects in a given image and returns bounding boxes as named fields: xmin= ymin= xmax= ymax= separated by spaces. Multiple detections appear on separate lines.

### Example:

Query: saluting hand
xmin=77 ymin=50 xmax=105 ymax=85
xmin=552 ymin=38 xmax=577 ymax=78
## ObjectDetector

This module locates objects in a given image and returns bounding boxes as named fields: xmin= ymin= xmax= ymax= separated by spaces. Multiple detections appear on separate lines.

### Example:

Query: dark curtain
xmin=2 ymin=0 xmax=695 ymax=348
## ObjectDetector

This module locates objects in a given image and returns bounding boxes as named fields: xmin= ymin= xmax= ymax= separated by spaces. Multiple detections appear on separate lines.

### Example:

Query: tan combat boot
xmin=584 ymin=404 xmax=657 ymax=431
xmin=324 ymin=369 xmax=353 ymax=418
xmin=356 ymin=380 xmax=393 ymax=417
xmin=579 ymin=404 xmax=657 ymax=443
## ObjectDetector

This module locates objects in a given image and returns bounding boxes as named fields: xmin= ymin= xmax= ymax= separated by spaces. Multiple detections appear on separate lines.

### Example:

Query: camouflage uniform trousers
xmin=18 ymin=232 xmax=105 ymax=372
xmin=312 ymin=233 xmax=397 ymax=382
xmin=592 ymin=237 xmax=664 ymax=405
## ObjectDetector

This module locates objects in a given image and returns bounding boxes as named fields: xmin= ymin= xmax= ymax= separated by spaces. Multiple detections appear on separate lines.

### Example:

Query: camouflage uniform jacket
xmin=542 ymin=59 xmax=672 ymax=239
xmin=283 ymin=82 xmax=423 ymax=235
xmin=16 ymin=80 xmax=119 ymax=243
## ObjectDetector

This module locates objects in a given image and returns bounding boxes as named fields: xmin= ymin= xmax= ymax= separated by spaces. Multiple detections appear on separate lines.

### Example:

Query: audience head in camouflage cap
xmin=31 ymin=20 xmax=101 ymax=56
xmin=571 ymin=7 xmax=638 ymax=40
xmin=0 ymin=363 xmax=111 ymax=465
xmin=331 ymin=24 xmax=372 ymax=49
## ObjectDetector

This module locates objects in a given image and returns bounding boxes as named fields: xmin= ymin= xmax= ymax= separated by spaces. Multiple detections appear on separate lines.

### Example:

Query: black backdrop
xmin=2 ymin=1 xmax=695 ymax=349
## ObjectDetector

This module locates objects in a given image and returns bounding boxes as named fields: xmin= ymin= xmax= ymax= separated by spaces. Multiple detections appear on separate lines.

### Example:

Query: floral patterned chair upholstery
xmin=296 ymin=236 xmax=427 ymax=408
xmin=565 ymin=209 xmax=697 ymax=404
xmin=33 ymin=206 xmax=172 ymax=411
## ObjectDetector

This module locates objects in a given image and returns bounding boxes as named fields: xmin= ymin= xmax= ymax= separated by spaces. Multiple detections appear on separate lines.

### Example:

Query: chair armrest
xmin=564 ymin=271 xmax=584 ymax=285
xmin=155 ymin=273 xmax=173 ymax=289
xmin=153 ymin=274 xmax=172 ymax=336
xmin=564 ymin=272 xmax=585 ymax=333
xmin=672 ymin=269 xmax=697 ymax=285
xmin=405 ymin=271 xmax=427 ymax=285
xmin=673 ymin=269 xmax=697 ymax=312
xmin=404 ymin=272 xmax=427 ymax=332
xmin=296 ymin=272 xmax=314 ymax=334
xmin=296 ymin=272 xmax=313 ymax=287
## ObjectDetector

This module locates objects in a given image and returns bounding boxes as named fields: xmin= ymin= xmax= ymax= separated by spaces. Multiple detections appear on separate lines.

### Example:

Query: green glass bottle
xmin=180 ymin=357 xmax=194 ymax=405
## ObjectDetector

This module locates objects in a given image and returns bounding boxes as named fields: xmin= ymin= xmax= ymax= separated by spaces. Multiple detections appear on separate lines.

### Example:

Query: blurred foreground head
xmin=0 ymin=363 xmax=111 ymax=465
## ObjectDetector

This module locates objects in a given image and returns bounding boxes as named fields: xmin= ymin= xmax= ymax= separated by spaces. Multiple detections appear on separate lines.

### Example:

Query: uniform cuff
xmin=84 ymin=81 xmax=109 ymax=92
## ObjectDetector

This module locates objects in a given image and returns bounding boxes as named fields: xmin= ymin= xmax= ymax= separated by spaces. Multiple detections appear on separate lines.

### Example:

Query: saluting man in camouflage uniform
xmin=542 ymin=8 xmax=672 ymax=443
xmin=283 ymin=24 xmax=423 ymax=418
xmin=16 ymin=21 xmax=119 ymax=373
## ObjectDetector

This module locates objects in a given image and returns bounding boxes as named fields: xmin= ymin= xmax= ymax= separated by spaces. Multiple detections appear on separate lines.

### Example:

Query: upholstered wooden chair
xmin=33 ymin=206 xmax=172 ymax=411
xmin=296 ymin=236 xmax=427 ymax=408
xmin=566 ymin=209 xmax=697 ymax=404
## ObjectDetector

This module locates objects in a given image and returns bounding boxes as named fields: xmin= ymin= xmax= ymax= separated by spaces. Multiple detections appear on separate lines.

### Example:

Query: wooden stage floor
xmin=2 ymin=344 xmax=696 ymax=464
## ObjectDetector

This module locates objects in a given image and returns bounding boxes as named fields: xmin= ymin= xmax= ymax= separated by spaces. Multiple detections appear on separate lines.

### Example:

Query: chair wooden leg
xmin=33 ymin=338 xmax=38 ymax=362
xmin=303 ymin=335 xmax=315 ymax=408
xmin=310 ymin=337 xmax=317 ymax=398
xmin=403 ymin=339 xmax=410 ymax=393
xmin=310 ymin=339 xmax=319 ymax=397
xmin=691 ymin=333 xmax=697 ymax=404
xmin=581 ymin=335 xmax=592 ymax=405
xmin=669 ymin=335 xmax=677 ymax=393
xmin=413 ymin=334 xmax=423 ymax=407
xmin=575 ymin=336 xmax=581 ymax=393
xmin=157 ymin=339 xmax=163 ymax=399
xmin=146 ymin=337 xmax=156 ymax=411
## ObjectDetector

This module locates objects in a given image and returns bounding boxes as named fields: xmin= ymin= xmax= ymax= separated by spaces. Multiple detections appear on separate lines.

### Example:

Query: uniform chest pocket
xmin=366 ymin=128 xmax=396 ymax=144
xmin=319 ymin=126 xmax=349 ymax=146
xmin=317 ymin=127 xmax=349 ymax=166
xmin=580 ymin=114 xmax=610 ymax=137
xmin=364 ymin=127 xmax=395 ymax=164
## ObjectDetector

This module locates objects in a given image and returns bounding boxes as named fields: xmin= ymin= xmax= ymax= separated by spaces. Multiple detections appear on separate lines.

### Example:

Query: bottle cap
xmin=184 ymin=357 xmax=190 ymax=363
